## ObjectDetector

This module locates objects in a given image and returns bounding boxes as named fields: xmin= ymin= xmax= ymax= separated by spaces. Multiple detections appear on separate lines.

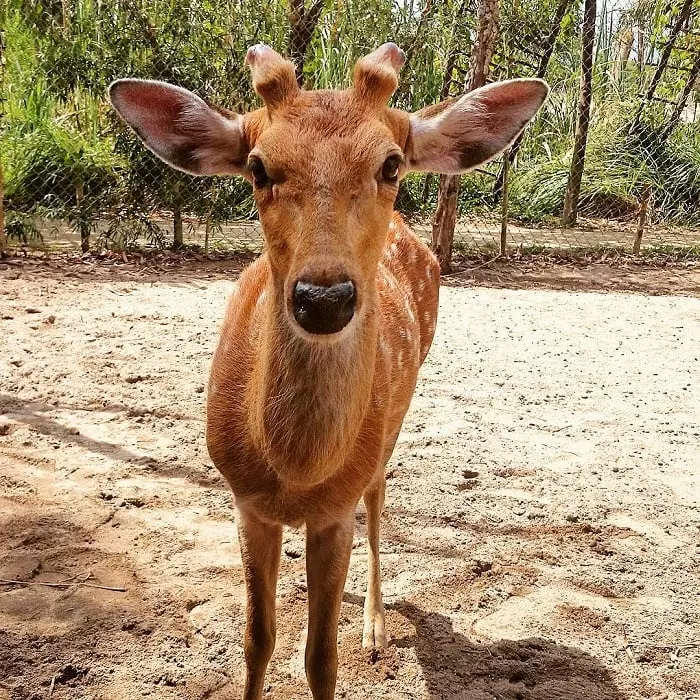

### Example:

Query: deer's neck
xmin=247 ymin=279 xmax=378 ymax=487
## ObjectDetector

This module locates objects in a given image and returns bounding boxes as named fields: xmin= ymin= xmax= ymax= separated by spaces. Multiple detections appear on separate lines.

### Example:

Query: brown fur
xmin=206 ymin=74 xmax=439 ymax=700
xmin=207 ymin=213 xmax=438 ymax=518
xmin=109 ymin=45 xmax=548 ymax=700
xmin=207 ymin=83 xmax=439 ymax=512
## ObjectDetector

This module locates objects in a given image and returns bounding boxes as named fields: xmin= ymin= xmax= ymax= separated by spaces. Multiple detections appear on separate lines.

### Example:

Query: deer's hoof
xmin=362 ymin=613 xmax=387 ymax=649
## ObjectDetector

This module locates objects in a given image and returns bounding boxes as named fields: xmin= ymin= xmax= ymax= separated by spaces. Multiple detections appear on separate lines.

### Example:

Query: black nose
xmin=292 ymin=279 xmax=356 ymax=335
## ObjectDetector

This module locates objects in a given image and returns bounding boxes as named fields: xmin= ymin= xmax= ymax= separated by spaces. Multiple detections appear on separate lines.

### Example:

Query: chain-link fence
xmin=1 ymin=0 xmax=699 ymax=263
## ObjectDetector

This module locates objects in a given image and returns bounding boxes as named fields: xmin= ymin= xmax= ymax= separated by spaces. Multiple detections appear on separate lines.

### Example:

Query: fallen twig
xmin=0 ymin=577 xmax=126 ymax=592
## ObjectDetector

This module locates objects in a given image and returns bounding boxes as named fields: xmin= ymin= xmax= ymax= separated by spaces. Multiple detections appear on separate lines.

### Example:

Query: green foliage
xmin=2 ymin=0 xmax=699 ymax=254
xmin=511 ymin=119 xmax=700 ymax=225
xmin=5 ymin=211 xmax=43 ymax=244
xmin=3 ymin=119 xmax=119 ymax=208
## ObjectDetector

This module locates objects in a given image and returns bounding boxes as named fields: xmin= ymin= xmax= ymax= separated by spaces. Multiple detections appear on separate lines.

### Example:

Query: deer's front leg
xmin=305 ymin=513 xmax=354 ymax=700
xmin=237 ymin=509 xmax=282 ymax=700
xmin=362 ymin=471 xmax=386 ymax=648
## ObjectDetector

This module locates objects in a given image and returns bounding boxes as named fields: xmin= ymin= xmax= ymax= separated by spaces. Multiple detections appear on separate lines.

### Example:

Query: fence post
xmin=172 ymin=180 xmax=183 ymax=250
xmin=75 ymin=180 xmax=90 ymax=254
xmin=499 ymin=150 xmax=510 ymax=256
xmin=633 ymin=185 xmax=651 ymax=256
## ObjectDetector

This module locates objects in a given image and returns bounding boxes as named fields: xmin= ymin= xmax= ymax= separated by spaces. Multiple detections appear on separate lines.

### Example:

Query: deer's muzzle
xmin=292 ymin=278 xmax=356 ymax=335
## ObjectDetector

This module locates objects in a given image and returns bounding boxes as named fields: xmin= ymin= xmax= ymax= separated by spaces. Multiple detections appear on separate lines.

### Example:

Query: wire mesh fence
xmin=1 ymin=0 xmax=699 ymax=263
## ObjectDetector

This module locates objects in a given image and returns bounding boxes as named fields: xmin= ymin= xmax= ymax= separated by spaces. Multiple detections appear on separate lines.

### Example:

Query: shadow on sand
xmin=389 ymin=600 xmax=623 ymax=700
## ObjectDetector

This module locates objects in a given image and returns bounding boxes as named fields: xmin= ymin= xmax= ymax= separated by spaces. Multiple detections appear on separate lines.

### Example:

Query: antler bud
xmin=246 ymin=44 xmax=299 ymax=112
xmin=353 ymin=43 xmax=406 ymax=107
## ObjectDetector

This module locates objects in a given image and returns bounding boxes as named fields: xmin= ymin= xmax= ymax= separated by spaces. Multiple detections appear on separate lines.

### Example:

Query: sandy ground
xmin=1 ymin=258 xmax=699 ymax=700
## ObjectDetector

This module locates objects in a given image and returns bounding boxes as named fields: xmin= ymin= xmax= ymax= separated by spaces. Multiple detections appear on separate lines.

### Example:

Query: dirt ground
xmin=1 ymin=256 xmax=699 ymax=700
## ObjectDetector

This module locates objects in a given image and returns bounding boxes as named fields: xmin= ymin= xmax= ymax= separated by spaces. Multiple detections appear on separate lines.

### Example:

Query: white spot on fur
xmin=380 ymin=336 xmax=390 ymax=357
xmin=405 ymin=299 xmax=416 ymax=323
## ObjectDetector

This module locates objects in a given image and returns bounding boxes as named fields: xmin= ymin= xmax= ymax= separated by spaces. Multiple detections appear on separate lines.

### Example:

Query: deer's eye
xmin=249 ymin=157 xmax=270 ymax=188
xmin=381 ymin=155 xmax=402 ymax=183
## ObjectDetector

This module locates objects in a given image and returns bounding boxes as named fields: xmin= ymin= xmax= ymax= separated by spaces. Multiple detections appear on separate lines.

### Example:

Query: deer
xmin=109 ymin=43 xmax=548 ymax=700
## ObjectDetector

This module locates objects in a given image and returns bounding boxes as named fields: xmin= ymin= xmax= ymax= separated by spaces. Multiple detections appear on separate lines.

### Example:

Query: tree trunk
xmin=431 ymin=174 xmax=460 ymax=269
xmin=629 ymin=0 xmax=694 ymax=133
xmin=660 ymin=52 xmax=700 ymax=141
xmin=493 ymin=0 xmax=572 ymax=201
xmin=431 ymin=0 xmax=499 ymax=273
xmin=173 ymin=205 xmax=183 ymax=249
xmin=561 ymin=0 xmax=597 ymax=228
xmin=288 ymin=0 xmax=325 ymax=86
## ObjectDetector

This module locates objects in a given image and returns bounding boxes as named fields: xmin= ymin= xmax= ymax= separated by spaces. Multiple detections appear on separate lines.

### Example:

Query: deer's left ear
xmin=109 ymin=79 xmax=249 ymax=177
xmin=405 ymin=79 xmax=549 ymax=174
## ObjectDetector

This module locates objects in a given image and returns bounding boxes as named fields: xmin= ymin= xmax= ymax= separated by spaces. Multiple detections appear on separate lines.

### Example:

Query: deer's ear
xmin=109 ymin=79 xmax=249 ymax=177
xmin=405 ymin=79 xmax=549 ymax=174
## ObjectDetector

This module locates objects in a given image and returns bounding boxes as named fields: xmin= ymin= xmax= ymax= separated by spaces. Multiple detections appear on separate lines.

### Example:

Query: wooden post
xmin=499 ymin=150 xmax=510 ymax=256
xmin=172 ymin=180 xmax=183 ymax=250
xmin=76 ymin=180 xmax=90 ymax=254
xmin=632 ymin=185 xmax=651 ymax=256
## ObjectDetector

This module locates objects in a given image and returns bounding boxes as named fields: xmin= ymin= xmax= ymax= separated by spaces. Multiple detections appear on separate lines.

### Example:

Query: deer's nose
xmin=292 ymin=279 xmax=356 ymax=335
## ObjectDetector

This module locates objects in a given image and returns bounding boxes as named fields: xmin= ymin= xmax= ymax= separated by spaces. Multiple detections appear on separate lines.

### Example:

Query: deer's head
xmin=110 ymin=44 xmax=547 ymax=338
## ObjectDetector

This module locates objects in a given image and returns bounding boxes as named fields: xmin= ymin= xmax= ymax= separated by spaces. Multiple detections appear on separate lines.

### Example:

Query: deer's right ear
xmin=109 ymin=79 xmax=249 ymax=177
